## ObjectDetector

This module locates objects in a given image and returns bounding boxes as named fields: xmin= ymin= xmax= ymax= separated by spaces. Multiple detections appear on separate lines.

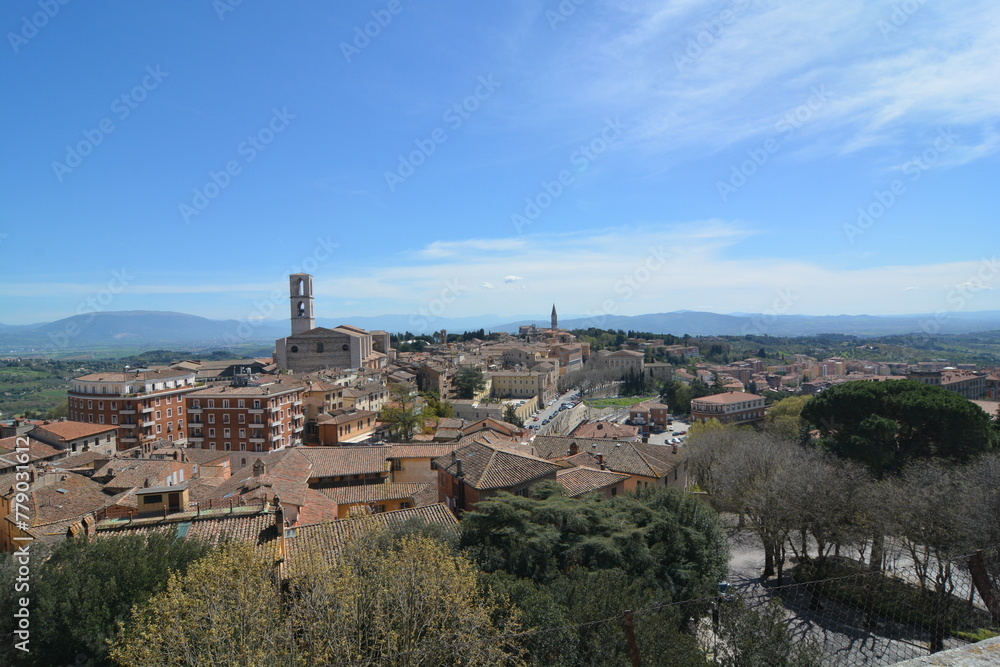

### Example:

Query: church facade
xmin=274 ymin=274 xmax=393 ymax=373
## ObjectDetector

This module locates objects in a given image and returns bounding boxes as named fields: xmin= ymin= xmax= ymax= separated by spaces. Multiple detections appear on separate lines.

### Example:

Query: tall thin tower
xmin=289 ymin=273 xmax=315 ymax=335
xmin=551 ymin=304 xmax=558 ymax=330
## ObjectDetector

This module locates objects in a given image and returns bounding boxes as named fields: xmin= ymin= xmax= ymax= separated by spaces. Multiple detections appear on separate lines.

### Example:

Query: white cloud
xmin=481 ymin=282 xmax=495 ymax=289
xmin=503 ymin=275 xmax=523 ymax=283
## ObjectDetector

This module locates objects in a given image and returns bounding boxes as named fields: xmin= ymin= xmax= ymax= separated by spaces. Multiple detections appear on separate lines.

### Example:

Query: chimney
xmin=253 ymin=458 xmax=265 ymax=478
xmin=569 ymin=442 xmax=578 ymax=455
xmin=672 ymin=443 xmax=678 ymax=454
xmin=597 ymin=423 xmax=603 ymax=430
xmin=274 ymin=497 xmax=286 ymax=562
xmin=596 ymin=453 xmax=605 ymax=470
xmin=455 ymin=459 xmax=463 ymax=478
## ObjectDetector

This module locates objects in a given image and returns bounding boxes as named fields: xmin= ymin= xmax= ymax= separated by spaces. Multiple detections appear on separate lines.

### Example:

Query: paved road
xmin=724 ymin=521 xmax=965 ymax=666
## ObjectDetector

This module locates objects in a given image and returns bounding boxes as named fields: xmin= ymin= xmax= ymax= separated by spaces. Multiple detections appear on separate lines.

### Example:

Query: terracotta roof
xmin=96 ymin=506 xmax=279 ymax=552
xmin=0 ymin=435 xmax=65 ymax=462
xmin=319 ymin=482 xmax=432 ymax=506
xmin=556 ymin=467 xmax=630 ymax=497
xmin=386 ymin=443 xmax=462 ymax=459
xmin=691 ymin=391 xmax=764 ymax=405
xmin=297 ymin=446 xmax=391 ymax=478
xmin=93 ymin=459 xmax=174 ymax=491
xmin=283 ymin=504 xmax=457 ymax=577
xmin=570 ymin=421 xmax=638 ymax=440
xmin=12 ymin=472 xmax=117 ymax=530
xmin=533 ymin=436 xmax=684 ymax=479
xmin=31 ymin=421 xmax=117 ymax=441
xmin=74 ymin=369 xmax=193 ymax=382
xmin=434 ymin=441 xmax=559 ymax=491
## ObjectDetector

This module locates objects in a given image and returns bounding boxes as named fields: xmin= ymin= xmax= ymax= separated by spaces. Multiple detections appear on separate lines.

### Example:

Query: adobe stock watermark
xmin=585 ymin=245 xmax=673 ymax=327
xmin=511 ymin=117 xmax=625 ymax=233
xmin=340 ymin=0 xmax=405 ymax=63
xmin=409 ymin=279 xmax=467 ymax=332
xmin=221 ymin=236 xmax=338 ymax=346
xmin=546 ymin=0 xmax=586 ymax=30
xmin=920 ymin=257 xmax=1000 ymax=335
xmin=51 ymin=66 xmax=169 ymax=182
xmin=8 ymin=0 xmax=71 ymax=54
xmin=47 ymin=268 xmax=135 ymax=350
xmin=11 ymin=436 xmax=33 ymax=653
xmin=843 ymin=127 xmax=957 ymax=244
xmin=673 ymin=0 xmax=757 ymax=72
xmin=877 ymin=0 xmax=927 ymax=39
xmin=179 ymin=107 xmax=295 ymax=224
xmin=741 ymin=288 xmax=797 ymax=336
xmin=384 ymin=75 xmax=501 ymax=192
xmin=717 ymin=85 xmax=832 ymax=202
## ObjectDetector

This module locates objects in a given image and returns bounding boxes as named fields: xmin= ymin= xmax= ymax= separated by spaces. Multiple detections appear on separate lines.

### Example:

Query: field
xmin=582 ymin=395 xmax=659 ymax=409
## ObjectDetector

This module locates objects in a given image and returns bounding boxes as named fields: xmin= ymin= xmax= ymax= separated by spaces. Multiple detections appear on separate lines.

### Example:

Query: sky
xmin=2 ymin=0 xmax=999 ymax=328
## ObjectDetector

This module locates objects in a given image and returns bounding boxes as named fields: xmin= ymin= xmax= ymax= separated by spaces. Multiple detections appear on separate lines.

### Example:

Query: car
xmin=532 ymin=416 xmax=539 ymax=421
xmin=675 ymin=430 xmax=687 ymax=436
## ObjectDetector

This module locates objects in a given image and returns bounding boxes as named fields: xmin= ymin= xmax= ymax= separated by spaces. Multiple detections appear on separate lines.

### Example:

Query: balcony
xmin=250 ymin=437 xmax=266 ymax=444
xmin=270 ymin=433 xmax=282 ymax=442
xmin=141 ymin=420 xmax=154 ymax=428
xmin=187 ymin=407 xmax=203 ymax=415
xmin=293 ymin=425 xmax=304 ymax=433
xmin=248 ymin=408 xmax=264 ymax=415
xmin=188 ymin=436 xmax=204 ymax=443
xmin=292 ymin=413 xmax=304 ymax=421
xmin=269 ymin=406 xmax=281 ymax=414
xmin=121 ymin=437 xmax=138 ymax=444
xmin=118 ymin=409 xmax=136 ymax=415
xmin=140 ymin=406 xmax=154 ymax=414
xmin=292 ymin=399 xmax=302 ymax=407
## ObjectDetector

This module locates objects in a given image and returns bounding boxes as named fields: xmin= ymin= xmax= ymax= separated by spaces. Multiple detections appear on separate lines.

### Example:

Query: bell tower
xmin=289 ymin=274 xmax=315 ymax=335
xmin=551 ymin=304 xmax=558 ymax=330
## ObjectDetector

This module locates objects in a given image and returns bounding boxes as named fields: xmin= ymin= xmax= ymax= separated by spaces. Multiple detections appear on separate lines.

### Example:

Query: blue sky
xmin=2 ymin=0 xmax=999 ymax=327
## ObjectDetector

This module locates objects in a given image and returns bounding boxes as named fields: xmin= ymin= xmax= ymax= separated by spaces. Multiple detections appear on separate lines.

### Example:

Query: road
xmin=724 ymin=520 xmax=967 ymax=665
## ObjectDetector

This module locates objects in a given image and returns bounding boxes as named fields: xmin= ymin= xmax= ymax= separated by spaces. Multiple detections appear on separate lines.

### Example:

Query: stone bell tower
xmin=289 ymin=274 xmax=315 ymax=335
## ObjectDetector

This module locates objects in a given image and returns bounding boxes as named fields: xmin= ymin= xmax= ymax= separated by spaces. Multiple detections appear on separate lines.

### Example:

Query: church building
xmin=274 ymin=274 xmax=393 ymax=373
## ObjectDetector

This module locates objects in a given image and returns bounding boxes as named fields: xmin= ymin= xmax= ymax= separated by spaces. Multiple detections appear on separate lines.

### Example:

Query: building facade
xmin=186 ymin=379 xmax=305 ymax=453
xmin=68 ymin=369 xmax=199 ymax=449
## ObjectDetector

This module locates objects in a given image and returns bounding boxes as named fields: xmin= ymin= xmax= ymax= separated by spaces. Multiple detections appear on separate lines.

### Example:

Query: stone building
xmin=274 ymin=274 xmax=394 ymax=373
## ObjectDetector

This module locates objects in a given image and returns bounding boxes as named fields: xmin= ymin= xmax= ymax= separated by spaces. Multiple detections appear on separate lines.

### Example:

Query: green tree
xmin=801 ymin=379 xmax=996 ymax=477
xmin=111 ymin=542 xmax=291 ymax=667
xmin=421 ymin=391 xmax=455 ymax=418
xmin=17 ymin=533 xmax=212 ymax=667
xmin=380 ymin=383 xmax=423 ymax=441
xmin=503 ymin=403 xmax=525 ymax=427
xmin=453 ymin=366 xmax=487 ymax=399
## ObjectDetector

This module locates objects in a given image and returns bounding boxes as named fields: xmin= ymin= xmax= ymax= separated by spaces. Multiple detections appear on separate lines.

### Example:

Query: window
xmin=254 ymin=443 xmax=262 ymax=452
xmin=238 ymin=414 xmax=245 ymax=424
xmin=222 ymin=400 xmax=230 ymax=408
xmin=208 ymin=428 xmax=216 ymax=437
xmin=111 ymin=415 xmax=118 ymax=424
xmin=290 ymin=346 xmax=298 ymax=353
xmin=223 ymin=414 xmax=230 ymax=424
xmin=156 ymin=424 xmax=162 ymax=433
xmin=317 ymin=342 xmax=324 ymax=353
xmin=155 ymin=411 xmax=161 ymax=420
xmin=253 ymin=400 xmax=261 ymax=409
xmin=240 ymin=443 xmax=246 ymax=451
xmin=208 ymin=415 xmax=215 ymax=424
xmin=155 ymin=398 xmax=161 ymax=406
xmin=192 ymin=400 xmax=200 ymax=408
xmin=88 ymin=400 xmax=93 ymax=409
xmin=143 ymin=494 xmax=163 ymax=504
xmin=98 ymin=415 xmax=105 ymax=424
xmin=392 ymin=459 xmax=402 ymax=471
xmin=111 ymin=401 xmax=117 ymax=409
xmin=177 ymin=406 xmax=183 ymax=415
xmin=207 ymin=399 xmax=215 ymax=408
xmin=239 ymin=429 xmax=246 ymax=438
xmin=166 ymin=408 xmax=172 ymax=417
xmin=224 ymin=443 xmax=230 ymax=451
xmin=98 ymin=401 xmax=104 ymax=410
xmin=238 ymin=399 xmax=245 ymax=408
xmin=224 ymin=428 xmax=231 ymax=438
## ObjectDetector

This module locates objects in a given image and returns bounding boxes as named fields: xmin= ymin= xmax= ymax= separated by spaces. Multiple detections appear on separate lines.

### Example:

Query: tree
xmin=110 ymin=542 xmax=291 ymax=666
xmin=421 ymin=391 xmax=455 ymax=418
xmin=711 ymin=597 xmax=822 ymax=667
xmin=802 ymin=379 xmax=996 ymax=477
xmin=503 ymin=403 xmax=525 ymax=427
xmin=1 ymin=533 xmax=212 ymax=667
xmin=453 ymin=366 xmax=487 ymax=399
xmin=289 ymin=533 xmax=523 ymax=666
xmin=380 ymin=383 xmax=423 ymax=441
xmin=460 ymin=487 xmax=729 ymax=603
xmin=764 ymin=395 xmax=811 ymax=441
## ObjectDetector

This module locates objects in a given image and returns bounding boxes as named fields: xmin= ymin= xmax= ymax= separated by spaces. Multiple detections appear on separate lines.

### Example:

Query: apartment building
xmin=690 ymin=391 xmax=766 ymax=426
xmin=186 ymin=378 xmax=305 ymax=453
xmin=68 ymin=369 xmax=199 ymax=449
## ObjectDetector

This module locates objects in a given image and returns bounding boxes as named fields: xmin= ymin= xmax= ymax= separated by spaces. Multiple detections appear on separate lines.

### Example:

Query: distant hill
xmin=3 ymin=309 xmax=1000 ymax=355
xmin=496 ymin=310 xmax=1000 ymax=337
